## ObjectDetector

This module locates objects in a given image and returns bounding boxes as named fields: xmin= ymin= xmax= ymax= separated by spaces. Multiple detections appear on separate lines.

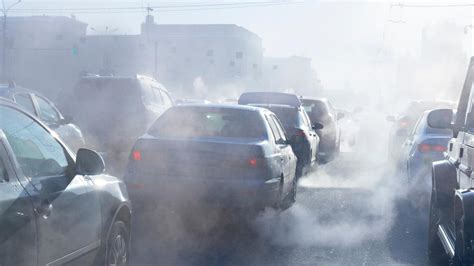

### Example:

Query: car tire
xmin=428 ymin=191 xmax=447 ymax=265
xmin=106 ymin=221 xmax=130 ymax=266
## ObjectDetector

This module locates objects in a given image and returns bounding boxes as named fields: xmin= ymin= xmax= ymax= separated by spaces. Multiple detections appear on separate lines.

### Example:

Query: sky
xmin=6 ymin=0 xmax=474 ymax=96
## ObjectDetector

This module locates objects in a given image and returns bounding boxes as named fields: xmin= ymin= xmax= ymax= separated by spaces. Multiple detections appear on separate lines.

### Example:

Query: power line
xmin=9 ymin=1 xmax=303 ymax=14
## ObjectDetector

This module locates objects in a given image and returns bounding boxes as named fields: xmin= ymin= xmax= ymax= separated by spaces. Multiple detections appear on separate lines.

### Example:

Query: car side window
xmin=0 ymin=106 xmax=70 ymax=179
xmin=271 ymin=115 xmax=288 ymax=142
xmin=14 ymin=93 xmax=36 ymax=115
xmin=151 ymin=86 xmax=164 ymax=105
xmin=0 ymin=157 xmax=8 ymax=182
xmin=35 ymin=96 xmax=60 ymax=124
xmin=302 ymin=110 xmax=312 ymax=128
xmin=160 ymin=90 xmax=173 ymax=107
xmin=266 ymin=115 xmax=283 ymax=144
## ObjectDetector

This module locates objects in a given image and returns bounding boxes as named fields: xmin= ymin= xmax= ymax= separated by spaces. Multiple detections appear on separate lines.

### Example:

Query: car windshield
xmin=149 ymin=107 xmax=266 ymax=139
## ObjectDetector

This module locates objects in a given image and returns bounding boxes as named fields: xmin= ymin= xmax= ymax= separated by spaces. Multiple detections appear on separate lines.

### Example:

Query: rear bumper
xmin=125 ymin=174 xmax=281 ymax=212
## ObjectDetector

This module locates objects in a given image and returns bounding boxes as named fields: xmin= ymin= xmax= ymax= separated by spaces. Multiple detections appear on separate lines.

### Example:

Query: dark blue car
xmin=125 ymin=104 xmax=298 ymax=217
xmin=399 ymin=109 xmax=453 ymax=191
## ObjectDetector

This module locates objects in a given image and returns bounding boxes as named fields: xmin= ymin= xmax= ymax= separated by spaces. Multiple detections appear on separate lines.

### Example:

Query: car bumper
xmin=126 ymin=175 xmax=281 ymax=212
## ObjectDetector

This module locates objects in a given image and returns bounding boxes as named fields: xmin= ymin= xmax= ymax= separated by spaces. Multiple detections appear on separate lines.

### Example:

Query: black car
xmin=125 ymin=104 xmax=298 ymax=216
xmin=301 ymin=97 xmax=342 ymax=162
xmin=0 ymin=83 xmax=86 ymax=152
xmin=427 ymin=57 xmax=474 ymax=264
xmin=239 ymin=92 xmax=321 ymax=178
xmin=61 ymin=75 xmax=174 ymax=174
xmin=0 ymin=98 xmax=131 ymax=265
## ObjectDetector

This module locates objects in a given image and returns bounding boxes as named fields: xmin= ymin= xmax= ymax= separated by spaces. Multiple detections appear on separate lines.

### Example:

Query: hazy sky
xmin=9 ymin=1 xmax=474 ymax=92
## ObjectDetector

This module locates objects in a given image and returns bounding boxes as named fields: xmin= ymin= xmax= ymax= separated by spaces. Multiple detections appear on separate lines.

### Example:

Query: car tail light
xmin=295 ymin=129 xmax=306 ymax=137
xmin=132 ymin=150 xmax=142 ymax=161
xmin=248 ymin=158 xmax=258 ymax=167
xmin=399 ymin=119 xmax=410 ymax=128
xmin=418 ymin=144 xmax=447 ymax=153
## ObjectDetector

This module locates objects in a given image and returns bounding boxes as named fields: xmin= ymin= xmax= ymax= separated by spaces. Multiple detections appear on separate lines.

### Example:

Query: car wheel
xmin=427 ymin=191 xmax=447 ymax=264
xmin=106 ymin=221 xmax=130 ymax=266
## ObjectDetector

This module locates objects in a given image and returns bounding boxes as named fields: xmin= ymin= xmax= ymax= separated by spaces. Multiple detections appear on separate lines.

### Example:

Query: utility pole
xmin=1 ymin=0 xmax=21 ymax=80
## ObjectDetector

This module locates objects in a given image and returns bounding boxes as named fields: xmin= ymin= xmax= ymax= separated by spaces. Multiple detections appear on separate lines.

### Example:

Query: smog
xmin=0 ymin=1 xmax=473 ymax=266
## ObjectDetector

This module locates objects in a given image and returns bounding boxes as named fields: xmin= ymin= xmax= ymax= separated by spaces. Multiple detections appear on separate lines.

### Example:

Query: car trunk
xmin=127 ymin=137 xmax=268 ymax=180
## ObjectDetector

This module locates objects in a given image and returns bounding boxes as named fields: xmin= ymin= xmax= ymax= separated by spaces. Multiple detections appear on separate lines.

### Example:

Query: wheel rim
xmin=108 ymin=233 xmax=127 ymax=266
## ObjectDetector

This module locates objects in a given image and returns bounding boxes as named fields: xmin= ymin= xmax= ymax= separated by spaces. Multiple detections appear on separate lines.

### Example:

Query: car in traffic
xmin=61 ymin=75 xmax=174 ymax=174
xmin=125 ymin=104 xmax=298 ymax=219
xmin=300 ymin=97 xmax=342 ymax=162
xmin=0 ymin=82 xmax=85 ymax=152
xmin=238 ymin=92 xmax=321 ymax=178
xmin=427 ymin=57 xmax=474 ymax=265
xmin=399 ymin=109 xmax=453 ymax=183
xmin=386 ymin=100 xmax=455 ymax=162
xmin=0 ymin=98 xmax=131 ymax=265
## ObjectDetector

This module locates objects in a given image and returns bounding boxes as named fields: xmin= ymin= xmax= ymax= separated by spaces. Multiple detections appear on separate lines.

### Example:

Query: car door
xmin=461 ymin=83 xmax=474 ymax=190
xmin=400 ymin=117 xmax=422 ymax=171
xmin=267 ymin=114 xmax=295 ymax=195
xmin=0 ymin=105 xmax=102 ymax=265
xmin=0 ymin=130 xmax=37 ymax=266
xmin=302 ymin=109 xmax=318 ymax=163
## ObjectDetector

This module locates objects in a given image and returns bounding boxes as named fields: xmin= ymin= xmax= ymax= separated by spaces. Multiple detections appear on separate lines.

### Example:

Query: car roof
xmin=238 ymin=92 xmax=301 ymax=107
xmin=172 ymin=103 xmax=266 ymax=112
xmin=249 ymin=103 xmax=298 ymax=110
xmin=300 ymin=97 xmax=329 ymax=104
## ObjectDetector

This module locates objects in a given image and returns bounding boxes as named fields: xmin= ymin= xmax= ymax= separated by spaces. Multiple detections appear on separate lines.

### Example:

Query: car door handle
xmin=35 ymin=200 xmax=53 ymax=219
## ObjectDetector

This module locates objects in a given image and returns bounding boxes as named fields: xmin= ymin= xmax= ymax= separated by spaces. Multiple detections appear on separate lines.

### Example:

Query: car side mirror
xmin=75 ymin=148 xmax=105 ymax=175
xmin=427 ymin=109 xmax=453 ymax=129
xmin=337 ymin=112 xmax=345 ymax=121
xmin=312 ymin=123 xmax=324 ymax=130
xmin=386 ymin=115 xmax=396 ymax=122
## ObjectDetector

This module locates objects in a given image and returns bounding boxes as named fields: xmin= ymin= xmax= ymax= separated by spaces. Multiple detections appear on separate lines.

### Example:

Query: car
xmin=0 ymin=82 xmax=85 ymax=153
xmin=125 ymin=104 xmax=298 ymax=218
xmin=398 ymin=109 xmax=453 ymax=201
xmin=427 ymin=57 xmax=474 ymax=265
xmin=386 ymin=100 xmax=455 ymax=163
xmin=300 ymin=97 xmax=342 ymax=162
xmin=61 ymin=75 xmax=174 ymax=174
xmin=0 ymin=98 xmax=131 ymax=265
xmin=238 ymin=92 xmax=321 ymax=178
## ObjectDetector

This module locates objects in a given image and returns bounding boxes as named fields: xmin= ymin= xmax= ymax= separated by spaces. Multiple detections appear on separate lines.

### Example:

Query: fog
xmin=1 ymin=0 xmax=473 ymax=265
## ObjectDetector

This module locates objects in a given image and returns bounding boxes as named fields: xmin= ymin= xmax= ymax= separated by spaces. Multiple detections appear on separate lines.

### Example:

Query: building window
xmin=55 ymin=34 xmax=63 ymax=41
xmin=171 ymin=46 xmax=177 ymax=53
xmin=236 ymin=52 xmax=243 ymax=59
xmin=229 ymin=61 xmax=235 ymax=67
xmin=79 ymin=37 xmax=86 ymax=43
xmin=273 ymin=65 xmax=279 ymax=70
xmin=207 ymin=49 xmax=214 ymax=57
xmin=185 ymin=57 xmax=191 ymax=63
xmin=253 ymin=64 xmax=258 ymax=69
xmin=209 ymin=59 xmax=215 ymax=65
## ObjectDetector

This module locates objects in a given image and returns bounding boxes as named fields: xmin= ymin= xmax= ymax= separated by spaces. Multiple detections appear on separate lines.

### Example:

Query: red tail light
xmin=295 ymin=129 xmax=306 ymax=137
xmin=399 ymin=119 xmax=410 ymax=128
xmin=132 ymin=150 xmax=142 ymax=161
xmin=418 ymin=144 xmax=447 ymax=153
xmin=248 ymin=158 xmax=258 ymax=167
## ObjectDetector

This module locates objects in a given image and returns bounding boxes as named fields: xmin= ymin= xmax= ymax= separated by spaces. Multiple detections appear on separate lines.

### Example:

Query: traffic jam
xmin=0 ymin=1 xmax=473 ymax=266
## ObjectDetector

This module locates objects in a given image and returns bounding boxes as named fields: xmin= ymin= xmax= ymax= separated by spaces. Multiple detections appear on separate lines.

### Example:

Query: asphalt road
xmin=130 ymin=148 xmax=431 ymax=266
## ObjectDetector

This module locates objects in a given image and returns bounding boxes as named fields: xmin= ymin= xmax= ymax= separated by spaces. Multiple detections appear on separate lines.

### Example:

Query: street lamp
xmin=1 ymin=0 xmax=21 ymax=80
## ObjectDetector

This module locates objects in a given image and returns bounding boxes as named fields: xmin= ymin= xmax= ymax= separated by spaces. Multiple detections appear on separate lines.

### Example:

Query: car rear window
xmin=302 ymin=100 xmax=328 ymax=117
xmin=266 ymin=107 xmax=299 ymax=127
xmin=149 ymin=107 xmax=267 ymax=139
